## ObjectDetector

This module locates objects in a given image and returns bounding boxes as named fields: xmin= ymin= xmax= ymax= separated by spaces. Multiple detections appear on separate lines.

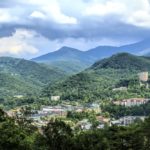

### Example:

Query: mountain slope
xmin=32 ymin=46 xmax=93 ymax=74
xmin=85 ymin=39 xmax=150 ymax=61
xmin=0 ymin=72 xmax=39 ymax=97
xmin=32 ymin=46 xmax=87 ymax=62
xmin=32 ymin=39 xmax=150 ymax=74
xmin=91 ymin=53 xmax=150 ymax=70
xmin=43 ymin=53 xmax=150 ymax=102
xmin=48 ymin=60 xmax=89 ymax=74
xmin=0 ymin=57 xmax=66 ymax=97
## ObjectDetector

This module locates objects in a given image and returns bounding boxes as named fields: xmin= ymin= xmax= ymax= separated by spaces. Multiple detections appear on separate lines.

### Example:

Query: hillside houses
xmin=113 ymin=98 xmax=149 ymax=107
xmin=111 ymin=116 xmax=146 ymax=126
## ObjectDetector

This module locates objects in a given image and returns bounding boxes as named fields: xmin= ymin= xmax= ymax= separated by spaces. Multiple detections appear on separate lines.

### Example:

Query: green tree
xmin=44 ymin=119 xmax=73 ymax=150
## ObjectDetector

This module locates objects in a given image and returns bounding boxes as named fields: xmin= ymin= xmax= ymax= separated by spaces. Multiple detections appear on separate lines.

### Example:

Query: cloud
xmin=0 ymin=29 xmax=39 ymax=58
xmin=28 ymin=0 xmax=78 ymax=24
xmin=83 ymin=0 xmax=150 ymax=28
xmin=0 ymin=8 xmax=18 ymax=23
xmin=125 ymin=0 xmax=150 ymax=28
xmin=0 ymin=0 xmax=150 ymax=58
xmin=84 ymin=1 xmax=126 ymax=16
xmin=127 ymin=10 xmax=150 ymax=28
xmin=30 ymin=11 xmax=46 ymax=20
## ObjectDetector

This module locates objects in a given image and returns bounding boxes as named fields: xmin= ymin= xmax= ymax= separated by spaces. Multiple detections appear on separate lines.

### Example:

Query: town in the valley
xmin=6 ymin=71 xmax=150 ymax=130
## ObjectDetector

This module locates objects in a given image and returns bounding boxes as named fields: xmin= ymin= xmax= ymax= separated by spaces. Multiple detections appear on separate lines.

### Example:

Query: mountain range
xmin=32 ymin=39 xmax=150 ymax=73
xmin=2 ymin=38 xmax=150 ymax=98
xmin=43 ymin=53 xmax=150 ymax=101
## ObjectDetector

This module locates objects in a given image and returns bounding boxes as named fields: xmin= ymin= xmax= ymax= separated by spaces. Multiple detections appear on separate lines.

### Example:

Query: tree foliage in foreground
xmin=1 ymin=108 xmax=150 ymax=150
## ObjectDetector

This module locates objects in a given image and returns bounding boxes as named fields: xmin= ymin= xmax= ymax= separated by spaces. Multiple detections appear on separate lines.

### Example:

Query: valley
xmin=1 ymin=0 xmax=150 ymax=149
xmin=1 ymin=51 xmax=150 ymax=150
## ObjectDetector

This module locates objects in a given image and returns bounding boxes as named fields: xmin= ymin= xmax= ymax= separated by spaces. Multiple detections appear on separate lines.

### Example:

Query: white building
xmin=138 ymin=72 xmax=148 ymax=82
xmin=111 ymin=116 xmax=146 ymax=126
xmin=113 ymin=98 xmax=149 ymax=107
xmin=51 ymin=96 xmax=60 ymax=101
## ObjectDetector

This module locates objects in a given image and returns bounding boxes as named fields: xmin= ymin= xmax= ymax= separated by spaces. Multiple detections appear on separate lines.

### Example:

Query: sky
xmin=0 ymin=0 xmax=150 ymax=58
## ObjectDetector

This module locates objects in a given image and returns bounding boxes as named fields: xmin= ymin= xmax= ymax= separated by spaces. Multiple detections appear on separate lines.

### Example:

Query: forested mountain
xmin=0 ymin=57 xmax=66 ymax=97
xmin=32 ymin=39 xmax=150 ymax=74
xmin=91 ymin=53 xmax=150 ymax=70
xmin=32 ymin=47 xmax=92 ymax=74
xmin=43 ymin=53 xmax=150 ymax=101
xmin=32 ymin=47 xmax=89 ymax=63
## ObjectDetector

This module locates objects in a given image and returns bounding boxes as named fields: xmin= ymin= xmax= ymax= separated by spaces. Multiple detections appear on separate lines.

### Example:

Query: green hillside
xmin=48 ymin=60 xmax=89 ymax=74
xmin=92 ymin=53 xmax=150 ymax=70
xmin=0 ymin=73 xmax=39 ymax=97
xmin=0 ymin=57 xmax=66 ymax=97
xmin=43 ymin=53 xmax=150 ymax=102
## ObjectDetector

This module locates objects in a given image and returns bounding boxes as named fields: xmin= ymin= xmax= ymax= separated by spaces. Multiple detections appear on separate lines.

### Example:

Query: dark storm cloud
xmin=0 ymin=0 xmax=150 ymax=42
xmin=0 ymin=19 xmax=150 ymax=42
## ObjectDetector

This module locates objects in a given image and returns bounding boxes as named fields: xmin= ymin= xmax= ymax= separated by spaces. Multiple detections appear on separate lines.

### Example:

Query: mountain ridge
xmin=91 ymin=53 xmax=150 ymax=70
xmin=31 ymin=39 xmax=150 ymax=74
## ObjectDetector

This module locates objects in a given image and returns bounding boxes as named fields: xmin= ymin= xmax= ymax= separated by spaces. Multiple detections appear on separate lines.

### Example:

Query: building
xmin=51 ymin=96 xmax=60 ymax=101
xmin=96 ymin=116 xmax=110 ymax=124
xmin=138 ymin=72 xmax=148 ymax=82
xmin=111 ymin=116 xmax=146 ymax=126
xmin=13 ymin=95 xmax=24 ymax=98
xmin=113 ymin=87 xmax=127 ymax=91
xmin=86 ymin=103 xmax=101 ymax=114
xmin=77 ymin=119 xmax=92 ymax=130
xmin=113 ymin=98 xmax=149 ymax=107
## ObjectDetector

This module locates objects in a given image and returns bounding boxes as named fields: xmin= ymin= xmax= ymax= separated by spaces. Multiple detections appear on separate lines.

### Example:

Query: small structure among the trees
xmin=51 ymin=96 xmax=60 ymax=101
xmin=138 ymin=72 xmax=148 ymax=82
xmin=138 ymin=72 xmax=149 ymax=88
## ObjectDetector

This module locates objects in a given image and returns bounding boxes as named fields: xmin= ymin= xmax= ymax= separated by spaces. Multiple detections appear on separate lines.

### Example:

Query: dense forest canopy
xmin=1 ymin=108 xmax=150 ymax=150
xmin=43 ymin=53 xmax=150 ymax=102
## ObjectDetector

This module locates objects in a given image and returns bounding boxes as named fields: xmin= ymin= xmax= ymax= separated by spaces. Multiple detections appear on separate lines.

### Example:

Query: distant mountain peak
xmin=31 ymin=46 xmax=85 ymax=63
xmin=58 ymin=46 xmax=82 ymax=53
xmin=59 ymin=46 xmax=74 ymax=50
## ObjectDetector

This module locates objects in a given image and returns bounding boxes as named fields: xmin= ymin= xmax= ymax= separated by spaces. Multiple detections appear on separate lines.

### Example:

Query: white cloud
xmin=0 ymin=8 xmax=18 ymax=23
xmin=125 ymin=0 xmax=150 ymax=28
xmin=83 ymin=0 xmax=150 ymax=28
xmin=28 ymin=0 xmax=77 ymax=24
xmin=41 ymin=4 xmax=77 ymax=24
xmin=0 ymin=29 xmax=39 ymax=58
xmin=1 ymin=0 xmax=150 ymax=27
xmin=30 ymin=11 xmax=46 ymax=20
xmin=127 ymin=10 xmax=150 ymax=27
xmin=84 ymin=1 xmax=126 ymax=16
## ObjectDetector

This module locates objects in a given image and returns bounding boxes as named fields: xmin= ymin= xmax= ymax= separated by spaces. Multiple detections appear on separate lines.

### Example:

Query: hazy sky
xmin=0 ymin=0 xmax=150 ymax=58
